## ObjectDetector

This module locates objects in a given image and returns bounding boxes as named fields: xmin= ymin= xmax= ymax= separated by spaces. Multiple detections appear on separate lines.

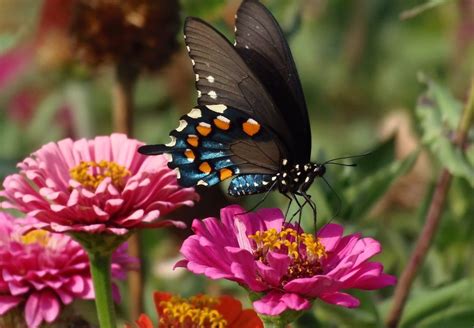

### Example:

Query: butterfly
xmin=139 ymin=0 xmax=339 ymax=218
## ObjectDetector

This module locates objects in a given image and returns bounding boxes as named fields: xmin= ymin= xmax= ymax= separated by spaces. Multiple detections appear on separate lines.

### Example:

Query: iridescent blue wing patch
xmin=138 ymin=104 xmax=286 ymax=195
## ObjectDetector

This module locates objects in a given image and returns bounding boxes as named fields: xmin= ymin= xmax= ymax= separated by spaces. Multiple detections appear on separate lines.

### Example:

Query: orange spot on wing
xmin=196 ymin=123 xmax=212 ymax=136
xmin=214 ymin=118 xmax=230 ymax=130
xmin=184 ymin=149 xmax=195 ymax=161
xmin=242 ymin=119 xmax=261 ymax=136
xmin=187 ymin=135 xmax=199 ymax=147
xmin=219 ymin=168 xmax=233 ymax=180
xmin=199 ymin=162 xmax=212 ymax=174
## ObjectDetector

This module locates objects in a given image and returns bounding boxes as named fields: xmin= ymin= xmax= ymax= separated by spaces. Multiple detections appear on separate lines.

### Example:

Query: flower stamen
xmin=70 ymin=160 xmax=130 ymax=190
xmin=249 ymin=228 xmax=327 ymax=284
xmin=20 ymin=230 xmax=50 ymax=246
xmin=158 ymin=295 xmax=227 ymax=328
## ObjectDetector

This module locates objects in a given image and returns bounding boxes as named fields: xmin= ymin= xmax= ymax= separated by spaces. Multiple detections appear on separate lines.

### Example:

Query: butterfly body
xmin=139 ymin=0 xmax=326 ymax=215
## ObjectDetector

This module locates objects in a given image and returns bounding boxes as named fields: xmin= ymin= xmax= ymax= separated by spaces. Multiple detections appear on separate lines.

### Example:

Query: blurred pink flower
xmin=1 ymin=133 xmax=198 ymax=234
xmin=176 ymin=205 xmax=396 ymax=316
xmin=0 ymin=211 xmax=135 ymax=328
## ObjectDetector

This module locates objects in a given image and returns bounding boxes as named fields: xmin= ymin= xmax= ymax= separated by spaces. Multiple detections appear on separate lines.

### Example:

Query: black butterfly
xmin=139 ymin=0 xmax=337 ymax=218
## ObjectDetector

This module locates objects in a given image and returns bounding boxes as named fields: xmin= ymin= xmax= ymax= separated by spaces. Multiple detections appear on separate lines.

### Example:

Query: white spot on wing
xmin=195 ymin=74 xmax=199 ymax=82
xmin=197 ymin=90 xmax=202 ymax=98
xmin=305 ymin=177 xmax=310 ymax=183
xmin=206 ymin=104 xmax=227 ymax=113
xmin=247 ymin=118 xmax=258 ymax=125
xmin=199 ymin=122 xmax=211 ymax=128
xmin=191 ymin=59 xmax=195 ymax=66
xmin=187 ymin=108 xmax=202 ymax=119
xmin=186 ymin=46 xmax=191 ymax=52
xmin=263 ymin=181 xmax=269 ymax=186
xmin=208 ymin=90 xmax=217 ymax=99
xmin=282 ymin=159 xmax=288 ymax=166
xmin=174 ymin=168 xmax=181 ymax=179
xmin=207 ymin=76 xmax=215 ymax=83
xmin=197 ymin=180 xmax=209 ymax=186
xmin=176 ymin=120 xmax=188 ymax=132
xmin=165 ymin=136 xmax=176 ymax=147
xmin=217 ymin=115 xmax=230 ymax=123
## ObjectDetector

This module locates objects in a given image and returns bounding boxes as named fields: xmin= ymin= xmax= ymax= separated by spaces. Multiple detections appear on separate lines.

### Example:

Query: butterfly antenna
xmin=325 ymin=162 xmax=357 ymax=167
xmin=323 ymin=151 xmax=372 ymax=165
xmin=321 ymin=176 xmax=342 ymax=225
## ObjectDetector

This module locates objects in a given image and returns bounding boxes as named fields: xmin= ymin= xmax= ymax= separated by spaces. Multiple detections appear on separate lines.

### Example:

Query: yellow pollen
xmin=69 ymin=160 xmax=130 ymax=190
xmin=158 ymin=295 xmax=227 ymax=328
xmin=21 ymin=230 xmax=50 ymax=246
xmin=249 ymin=228 xmax=327 ymax=283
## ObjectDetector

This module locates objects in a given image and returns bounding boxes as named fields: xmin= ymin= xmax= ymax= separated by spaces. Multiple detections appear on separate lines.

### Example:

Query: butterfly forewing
xmin=184 ymin=17 xmax=295 ymax=151
xmin=235 ymin=0 xmax=311 ymax=163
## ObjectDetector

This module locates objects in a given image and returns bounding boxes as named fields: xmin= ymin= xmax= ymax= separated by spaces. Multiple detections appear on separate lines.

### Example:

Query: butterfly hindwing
xmin=139 ymin=105 xmax=285 ymax=193
xmin=235 ymin=0 xmax=311 ymax=163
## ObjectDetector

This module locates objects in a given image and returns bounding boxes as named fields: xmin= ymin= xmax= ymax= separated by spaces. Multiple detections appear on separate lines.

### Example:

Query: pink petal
xmin=284 ymin=276 xmax=340 ymax=298
xmin=253 ymin=291 xmax=311 ymax=316
xmin=319 ymin=292 xmax=360 ymax=308
xmin=318 ymin=223 xmax=343 ymax=251
xmin=25 ymin=293 xmax=43 ymax=328
xmin=0 ymin=295 xmax=22 ymax=315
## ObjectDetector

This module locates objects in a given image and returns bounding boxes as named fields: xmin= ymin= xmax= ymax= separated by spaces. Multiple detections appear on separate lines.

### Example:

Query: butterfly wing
xmin=138 ymin=105 xmax=284 ymax=196
xmin=235 ymin=0 xmax=311 ymax=163
xmin=183 ymin=17 xmax=295 ymax=151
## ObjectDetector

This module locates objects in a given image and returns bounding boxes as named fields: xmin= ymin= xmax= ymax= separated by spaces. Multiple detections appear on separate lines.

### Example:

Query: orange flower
xmin=127 ymin=292 xmax=263 ymax=328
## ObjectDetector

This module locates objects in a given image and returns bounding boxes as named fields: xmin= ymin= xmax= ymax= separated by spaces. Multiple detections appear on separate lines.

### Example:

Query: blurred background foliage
xmin=0 ymin=0 xmax=473 ymax=327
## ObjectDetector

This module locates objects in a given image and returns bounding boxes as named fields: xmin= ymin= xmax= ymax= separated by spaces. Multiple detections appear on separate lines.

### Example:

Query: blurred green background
xmin=1 ymin=0 xmax=473 ymax=327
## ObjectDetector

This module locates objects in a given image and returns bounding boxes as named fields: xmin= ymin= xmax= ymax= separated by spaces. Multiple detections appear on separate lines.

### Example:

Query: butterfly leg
xmin=283 ymin=193 xmax=293 ymax=218
xmin=289 ymin=193 xmax=305 ymax=232
xmin=237 ymin=179 xmax=278 ymax=215
xmin=301 ymin=192 xmax=317 ymax=227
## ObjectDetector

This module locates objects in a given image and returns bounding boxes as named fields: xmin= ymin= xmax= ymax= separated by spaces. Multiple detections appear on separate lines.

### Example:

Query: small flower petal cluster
xmin=0 ymin=212 xmax=135 ymax=328
xmin=177 ymin=205 xmax=396 ymax=316
xmin=1 ymin=133 xmax=199 ymax=235
xmin=127 ymin=292 xmax=262 ymax=328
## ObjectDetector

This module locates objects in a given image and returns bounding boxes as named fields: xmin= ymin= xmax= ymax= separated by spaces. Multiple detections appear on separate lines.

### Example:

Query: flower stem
xmin=112 ymin=61 xmax=143 ymax=319
xmin=89 ymin=252 xmax=116 ymax=328
xmin=386 ymin=77 xmax=474 ymax=327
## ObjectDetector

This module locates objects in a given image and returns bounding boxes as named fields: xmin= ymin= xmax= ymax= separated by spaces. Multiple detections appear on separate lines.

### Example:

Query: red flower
xmin=127 ymin=292 xmax=263 ymax=328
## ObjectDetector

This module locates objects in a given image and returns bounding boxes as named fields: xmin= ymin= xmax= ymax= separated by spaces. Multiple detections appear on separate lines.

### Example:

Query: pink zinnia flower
xmin=176 ymin=205 xmax=396 ymax=316
xmin=1 ymin=133 xmax=198 ymax=234
xmin=0 ymin=212 xmax=135 ymax=328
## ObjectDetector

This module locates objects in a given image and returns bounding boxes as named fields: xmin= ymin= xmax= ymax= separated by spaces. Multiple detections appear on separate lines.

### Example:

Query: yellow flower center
xmin=20 ymin=230 xmax=50 ymax=246
xmin=69 ymin=160 xmax=130 ymax=190
xmin=249 ymin=228 xmax=327 ymax=284
xmin=159 ymin=295 xmax=227 ymax=328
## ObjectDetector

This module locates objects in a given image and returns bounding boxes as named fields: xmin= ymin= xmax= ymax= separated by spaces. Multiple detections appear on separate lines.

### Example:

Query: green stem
xmin=457 ymin=77 xmax=474 ymax=142
xmin=89 ymin=252 xmax=116 ymax=328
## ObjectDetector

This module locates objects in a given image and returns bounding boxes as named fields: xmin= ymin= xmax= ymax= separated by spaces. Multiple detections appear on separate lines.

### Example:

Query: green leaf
xmin=343 ymin=150 xmax=419 ymax=219
xmin=416 ymin=76 xmax=474 ymax=186
xmin=399 ymin=279 xmax=474 ymax=327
